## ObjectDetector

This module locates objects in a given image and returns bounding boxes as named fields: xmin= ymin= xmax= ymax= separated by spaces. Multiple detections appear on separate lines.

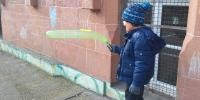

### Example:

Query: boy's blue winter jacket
xmin=111 ymin=26 xmax=166 ymax=87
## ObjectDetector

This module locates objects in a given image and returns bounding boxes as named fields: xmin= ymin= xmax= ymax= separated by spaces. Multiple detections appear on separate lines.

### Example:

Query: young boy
xmin=107 ymin=2 xmax=166 ymax=100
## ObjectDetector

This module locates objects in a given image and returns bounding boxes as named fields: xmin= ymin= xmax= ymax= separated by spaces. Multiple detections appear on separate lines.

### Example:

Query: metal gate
xmin=126 ymin=0 xmax=189 ymax=97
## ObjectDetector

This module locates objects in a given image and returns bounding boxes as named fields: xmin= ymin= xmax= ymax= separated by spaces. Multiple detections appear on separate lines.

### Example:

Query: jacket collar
xmin=123 ymin=25 xmax=150 ymax=39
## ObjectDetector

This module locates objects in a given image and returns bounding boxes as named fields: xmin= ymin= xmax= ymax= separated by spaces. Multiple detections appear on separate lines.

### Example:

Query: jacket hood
xmin=143 ymin=27 xmax=166 ymax=54
xmin=124 ymin=26 xmax=166 ymax=54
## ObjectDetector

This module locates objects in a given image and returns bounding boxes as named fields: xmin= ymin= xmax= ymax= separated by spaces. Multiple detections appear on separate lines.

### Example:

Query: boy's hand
xmin=129 ymin=84 xmax=141 ymax=95
xmin=106 ymin=42 xmax=112 ymax=52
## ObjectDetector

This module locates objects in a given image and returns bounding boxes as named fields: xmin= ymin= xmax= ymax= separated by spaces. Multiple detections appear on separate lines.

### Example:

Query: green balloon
xmin=46 ymin=29 xmax=110 ymax=44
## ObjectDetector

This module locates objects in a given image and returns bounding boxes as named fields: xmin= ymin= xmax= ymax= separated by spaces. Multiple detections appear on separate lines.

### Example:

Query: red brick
xmin=58 ymin=8 xmax=79 ymax=28
xmin=2 ymin=13 xmax=19 ymax=42
xmin=86 ymin=49 xmax=111 ymax=81
xmin=30 ymin=17 xmax=52 ymax=37
xmin=8 ymin=0 xmax=25 ymax=5
xmin=27 ymin=33 xmax=44 ymax=53
xmin=105 ymin=25 xmax=120 ymax=41
xmin=104 ymin=0 xmax=120 ymax=24
xmin=90 ymin=14 xmax=106 ymax=24
xmin=38 ymin=0 xmax=46 ymax=6
xmin=28 ymin=6 xmax=49 ymax=17
xmin=56 ymin=0 xmax=78 ymax=7
xmin=46 ymin=0 xmax=55 ymax=6
xmin=77 ymin=0 xmax=82 ymax=7
xmin=66 ymin=39 xmax=95 ymax=50
xmin=111 ymin=54 xmax=120 ymax=82
xmin=177 ymin=76 xmax=200 ymax=100
xmin=185 ymin=78 xmax=200 ymax=92
xmin=10 ymin=4 xmax=25 ymax=13
xmin=61 ymin=19 xmax=78 ymax=29
xmin=77 ymin=9 xmax=92 ymax=28
xmin=55 ymin=42 xmax=87 ymax=72
xmin=42 ymin=38 xmax=57 ymax=58
xmin=177 ymin=76 xmax=186 ymax=100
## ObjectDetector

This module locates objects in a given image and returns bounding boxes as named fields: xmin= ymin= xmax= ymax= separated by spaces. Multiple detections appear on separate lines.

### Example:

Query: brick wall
xmin=177 ymin=0 xmax=200 ymax=100
xmin=1 ymin=0 xmax=122 ymax=83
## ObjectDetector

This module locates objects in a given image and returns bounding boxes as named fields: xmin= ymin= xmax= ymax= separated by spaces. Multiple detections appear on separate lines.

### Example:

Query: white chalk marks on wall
xmin=19 ymin=20 xmax=30 ymax=39
xmin=49 ymin=6 xmax=57 ymax=28
xmin=188 ymin=52 xmax=200 ymax=79
xmin=20 ymin=25 xmax=28 ymax=39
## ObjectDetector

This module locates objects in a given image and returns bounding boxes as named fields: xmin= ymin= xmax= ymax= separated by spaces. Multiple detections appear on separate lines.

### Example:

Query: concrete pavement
xmin=0 ymin=51 xmax=110 ymax=100
xmin=0 ymin=47 xmax=174 ymax=100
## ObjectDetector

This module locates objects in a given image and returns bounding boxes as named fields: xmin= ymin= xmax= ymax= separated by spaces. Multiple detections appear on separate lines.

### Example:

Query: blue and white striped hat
xmin=122 ymin=2 xmax=152 ymax=25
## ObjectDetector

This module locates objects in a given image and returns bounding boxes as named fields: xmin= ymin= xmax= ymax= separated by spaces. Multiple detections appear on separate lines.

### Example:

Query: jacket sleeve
xmin=111 ymin=44 xmax=122 ymax=55
xmin=132 ymin=36 xmax=154 ymax=87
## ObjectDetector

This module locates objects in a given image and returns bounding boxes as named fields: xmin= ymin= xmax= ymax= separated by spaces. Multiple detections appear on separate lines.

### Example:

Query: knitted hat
xmin=122 ymin=2 xmax=152 ymax=25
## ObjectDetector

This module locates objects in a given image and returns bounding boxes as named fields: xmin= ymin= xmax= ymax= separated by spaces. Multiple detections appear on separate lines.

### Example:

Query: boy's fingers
xmin=106 ymin=42 xmax=111 ymax=46
xmin=106 ymin=42 xmax=110 ymax=45
xmin=106 ymin=43 xmax=112 ymax=51
xmin=107 ymin=45 xmax=112 ymax=49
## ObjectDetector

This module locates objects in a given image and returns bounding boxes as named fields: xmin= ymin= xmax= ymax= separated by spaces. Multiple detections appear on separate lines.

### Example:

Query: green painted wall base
xmin=0 ymin=40 xmax=125 ymax=100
